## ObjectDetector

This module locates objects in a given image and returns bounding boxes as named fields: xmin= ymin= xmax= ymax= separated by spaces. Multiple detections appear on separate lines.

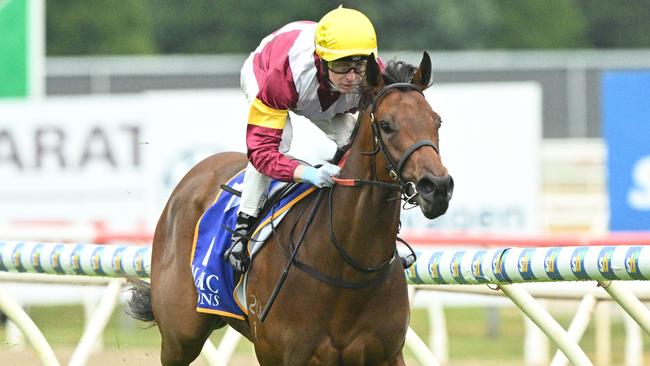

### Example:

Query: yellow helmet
xmin=315 ymin=7 xmax=378 ymax=62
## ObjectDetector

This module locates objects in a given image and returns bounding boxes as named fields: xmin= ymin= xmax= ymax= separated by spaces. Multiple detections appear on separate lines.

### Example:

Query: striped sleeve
xmin=248 ymin=98 xmax=288 ymax=129
xmin=245 ymin=99 xmax=299 ymax=181
xmin=244 ymin=24 xmax=307 ymax=181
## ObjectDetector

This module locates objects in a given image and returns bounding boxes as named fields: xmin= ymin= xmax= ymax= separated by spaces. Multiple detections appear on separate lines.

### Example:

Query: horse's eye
xmin=379 ymin=120 xmax=393 ymax=133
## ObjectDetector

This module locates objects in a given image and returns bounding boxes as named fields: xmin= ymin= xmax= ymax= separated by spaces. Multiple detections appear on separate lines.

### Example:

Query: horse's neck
xmin=330 ymin=121 xmax=401 ymax=262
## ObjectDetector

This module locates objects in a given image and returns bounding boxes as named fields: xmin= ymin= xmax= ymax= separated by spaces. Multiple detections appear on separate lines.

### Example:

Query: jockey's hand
xmin=298 ymin=163 xmax=341 ymax=187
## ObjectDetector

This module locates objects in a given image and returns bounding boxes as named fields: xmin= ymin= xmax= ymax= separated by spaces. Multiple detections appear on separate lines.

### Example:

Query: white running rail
xmin=2 ymin=241 xmax=650 ymax=365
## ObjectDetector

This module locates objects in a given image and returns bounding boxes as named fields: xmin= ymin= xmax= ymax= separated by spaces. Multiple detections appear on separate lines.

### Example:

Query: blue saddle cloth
xmin=190 ymin=170 xmax=315 ymax=319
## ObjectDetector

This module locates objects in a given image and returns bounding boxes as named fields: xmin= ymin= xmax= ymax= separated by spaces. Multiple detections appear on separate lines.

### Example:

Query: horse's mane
xmin=359 ymin=60 xmax=418 ymax=111
xmin=382 ymin=60 xmax=418 ymax=85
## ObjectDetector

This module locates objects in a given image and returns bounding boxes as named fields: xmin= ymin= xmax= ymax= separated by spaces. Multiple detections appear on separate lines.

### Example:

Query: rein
xmin=289 ymin=83 xmax=429 ymax=279
xmin=336 ymin=83 xmax=440 ymax=208
xmin=293 ymin=83 xmax=431 ymax=282
xmin=260 ymin=82 xmax=429 ymax=320
xmin=260 ymin=189 xmax=326 ymax=322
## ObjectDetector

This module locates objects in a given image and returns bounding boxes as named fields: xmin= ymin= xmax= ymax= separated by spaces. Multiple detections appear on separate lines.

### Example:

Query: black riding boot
xmin=224 ymin=212 xmax=257 ymax=273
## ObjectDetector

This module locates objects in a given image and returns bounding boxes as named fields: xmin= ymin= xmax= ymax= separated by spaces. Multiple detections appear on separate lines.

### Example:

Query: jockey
xmin=224 ymin=7 xmax=378 ymax=273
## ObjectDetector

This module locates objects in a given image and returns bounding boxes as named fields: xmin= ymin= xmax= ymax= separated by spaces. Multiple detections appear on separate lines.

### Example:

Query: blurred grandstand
xmin=44 ymin=49 xmax=644 ymax=234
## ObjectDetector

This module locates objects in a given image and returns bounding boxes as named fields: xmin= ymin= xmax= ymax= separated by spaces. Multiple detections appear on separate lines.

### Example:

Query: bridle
xmin=341 ymin=82 xmax=440 ymax=207
xmin=370 ymin=83 xmax=440 ymax=181
xmin=298 ymin=82 xmax=439 ymax=281
xmin=260 ymin=81 xmax=438 ymax=320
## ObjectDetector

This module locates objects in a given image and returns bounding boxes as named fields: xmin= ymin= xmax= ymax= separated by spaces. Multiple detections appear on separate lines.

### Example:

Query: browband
xmin=370 ymin=82 xmax=423 ymax=114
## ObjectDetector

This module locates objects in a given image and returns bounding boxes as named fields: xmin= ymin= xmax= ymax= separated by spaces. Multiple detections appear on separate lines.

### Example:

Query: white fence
xmin=409 ymin=245 xmax=650 ymax=366
xmin=2 ymin=241 xmax=650 ymax=365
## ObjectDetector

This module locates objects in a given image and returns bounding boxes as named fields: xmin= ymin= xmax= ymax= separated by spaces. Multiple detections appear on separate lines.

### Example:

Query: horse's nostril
xmin=447 ymin=175 xmax=455 ymax=200
xmin=416 ymin=176 xmax=436 ymax=196
xmin=417 ymin=175 xmax=454 ymax=200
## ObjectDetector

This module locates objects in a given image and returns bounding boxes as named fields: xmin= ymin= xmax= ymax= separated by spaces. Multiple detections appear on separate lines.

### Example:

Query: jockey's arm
xmin=246 ymin=99 xmax=341 ymax=187
xmin=246 ymin=98 xmax=300 ymax=182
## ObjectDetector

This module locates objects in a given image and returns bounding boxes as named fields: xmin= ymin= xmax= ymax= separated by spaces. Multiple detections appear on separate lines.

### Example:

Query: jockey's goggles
xmin=327 ymin=57 xmax=367 ymax=75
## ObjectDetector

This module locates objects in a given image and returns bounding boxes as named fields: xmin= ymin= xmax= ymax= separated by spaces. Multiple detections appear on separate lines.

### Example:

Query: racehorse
xmin=129 ymin=51 xmax=453 ymax=365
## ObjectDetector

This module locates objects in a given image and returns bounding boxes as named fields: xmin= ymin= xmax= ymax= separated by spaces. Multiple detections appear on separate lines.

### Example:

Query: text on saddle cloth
xmin=190 ymin=169 xmax=316 ymax=319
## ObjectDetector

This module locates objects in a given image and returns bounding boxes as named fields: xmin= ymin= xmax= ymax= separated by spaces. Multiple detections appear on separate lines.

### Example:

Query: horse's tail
xmin=126 ymin=277 xmax=156 ymax=325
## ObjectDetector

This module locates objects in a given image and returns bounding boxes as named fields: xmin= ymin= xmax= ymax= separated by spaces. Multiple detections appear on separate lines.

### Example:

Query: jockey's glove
xmin=299 ymin=163 xmax=341 ymax=187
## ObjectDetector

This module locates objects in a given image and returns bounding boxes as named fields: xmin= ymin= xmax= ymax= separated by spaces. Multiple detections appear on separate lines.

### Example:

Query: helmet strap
xmin=327 ymin=78 xmax=339 ymax=92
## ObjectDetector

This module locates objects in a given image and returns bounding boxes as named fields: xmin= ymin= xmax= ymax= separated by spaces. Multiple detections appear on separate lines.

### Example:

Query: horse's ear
xmin=365 ymin=53 xmax=383 ymax=92
xmin=411 ymin=51 xmax=432 ymax=90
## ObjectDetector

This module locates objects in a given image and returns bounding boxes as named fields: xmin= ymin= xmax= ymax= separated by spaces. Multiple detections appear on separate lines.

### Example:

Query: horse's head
xmin=360 ymin=52 xmax=453 ymax=219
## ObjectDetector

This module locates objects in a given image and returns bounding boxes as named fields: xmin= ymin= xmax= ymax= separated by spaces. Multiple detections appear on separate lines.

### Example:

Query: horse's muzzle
xmin=416 ymin=174 xmax=454 ymax=219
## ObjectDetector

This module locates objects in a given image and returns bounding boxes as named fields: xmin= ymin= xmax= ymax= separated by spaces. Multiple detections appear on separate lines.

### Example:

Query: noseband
xmin=368 ymin=82 xmax=440 ymax=205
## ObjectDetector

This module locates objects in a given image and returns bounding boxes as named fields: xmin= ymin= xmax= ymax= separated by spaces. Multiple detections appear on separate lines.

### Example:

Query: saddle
xmin=190 ymin=169 xmax=316 ymax=320
xmin=220 ymin=180 xmax=304 ymax=244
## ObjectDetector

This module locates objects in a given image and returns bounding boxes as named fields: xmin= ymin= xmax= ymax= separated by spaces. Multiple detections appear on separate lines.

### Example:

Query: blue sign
xmin=603 ymin=71 xmax=650 ymax=231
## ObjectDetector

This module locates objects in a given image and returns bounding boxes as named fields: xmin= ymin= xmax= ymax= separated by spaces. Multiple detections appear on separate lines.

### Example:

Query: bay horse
xmin=129 ymin=52 xmax=453 ymax=365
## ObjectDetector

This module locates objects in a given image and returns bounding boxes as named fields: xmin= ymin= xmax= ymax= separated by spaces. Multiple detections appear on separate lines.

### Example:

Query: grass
xmin=2 ymin=301 xmax=650 ymax=365
xmin=409 ymin=303 xmax=650 ymax=365
xmin=408 ymin=306 xmax=524 ymax=364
